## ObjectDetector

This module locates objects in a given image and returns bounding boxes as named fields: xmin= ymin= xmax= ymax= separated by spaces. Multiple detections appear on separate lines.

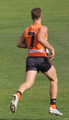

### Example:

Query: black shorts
xmin=26 ymin=57 xmax=52 ymax=73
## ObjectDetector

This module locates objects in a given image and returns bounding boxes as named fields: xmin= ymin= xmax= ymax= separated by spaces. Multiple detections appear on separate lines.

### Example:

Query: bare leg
xmin=44 ymin=65 xmax=58 ymax=99
xmin=10 ymin=70 xmax=37 ymax=113
xmin=18 ymin=70 xmax=37 ymax=94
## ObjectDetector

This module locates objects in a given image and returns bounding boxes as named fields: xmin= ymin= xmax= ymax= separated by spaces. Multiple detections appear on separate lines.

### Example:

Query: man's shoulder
xmin=39 ymin=25 xmax=47 ymax=33
xmin=40 ymin=25 xmax=47 ymax=29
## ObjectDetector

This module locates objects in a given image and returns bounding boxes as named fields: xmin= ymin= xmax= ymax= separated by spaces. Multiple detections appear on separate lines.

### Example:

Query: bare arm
xmin=17 ymin=33 xmax=27 ymax=48
xmin=37 ymin=26 xmax=55 ymax=59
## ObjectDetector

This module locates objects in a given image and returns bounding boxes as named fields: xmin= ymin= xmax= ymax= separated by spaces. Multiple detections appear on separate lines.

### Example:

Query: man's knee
xmin=25 ymin=81 xmax=33 ymax=89
xmin=52 ymin=76 xmax=58 ymax=83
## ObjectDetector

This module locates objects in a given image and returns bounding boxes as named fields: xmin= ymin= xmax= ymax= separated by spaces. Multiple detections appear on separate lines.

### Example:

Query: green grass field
xmin=0 ymin=0 xmax=69 ymax=119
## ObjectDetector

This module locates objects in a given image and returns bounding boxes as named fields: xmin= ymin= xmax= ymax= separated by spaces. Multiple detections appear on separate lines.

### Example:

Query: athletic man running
xmin=10 ymin=8 xmax=63 ymax=116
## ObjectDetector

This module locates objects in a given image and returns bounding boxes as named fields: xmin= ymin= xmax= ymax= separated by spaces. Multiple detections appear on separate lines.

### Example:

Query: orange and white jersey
xmin=24 ymin=24 xmax=48 ymax=57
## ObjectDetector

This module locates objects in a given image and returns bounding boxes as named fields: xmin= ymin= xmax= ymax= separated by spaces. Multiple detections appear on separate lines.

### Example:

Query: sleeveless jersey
xmin=24 ymin=24 xmax=48 ymax=57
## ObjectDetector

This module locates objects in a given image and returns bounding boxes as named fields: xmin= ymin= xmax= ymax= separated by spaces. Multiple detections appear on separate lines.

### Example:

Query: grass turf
xmin=0 ymin=0 xmax=69 ymax=119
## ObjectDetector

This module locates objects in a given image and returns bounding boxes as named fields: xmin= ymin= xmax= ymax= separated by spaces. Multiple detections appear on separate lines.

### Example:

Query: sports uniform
xmin=24 ymin=24 xmax=52 ymax=72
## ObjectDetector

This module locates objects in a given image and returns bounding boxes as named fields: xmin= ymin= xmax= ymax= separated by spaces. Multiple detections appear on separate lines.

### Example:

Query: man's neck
xmin=33 ymin=19 xmax=41 ymax=25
